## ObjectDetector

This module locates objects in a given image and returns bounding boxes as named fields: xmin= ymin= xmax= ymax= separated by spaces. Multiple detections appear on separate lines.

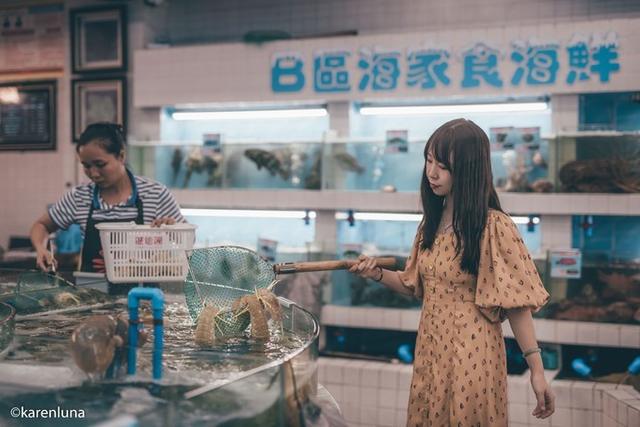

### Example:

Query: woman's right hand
xmin=35 ymin=248 xmax=57 ymax=272
xmin=348 ymin=254 xmax=382 ymax=280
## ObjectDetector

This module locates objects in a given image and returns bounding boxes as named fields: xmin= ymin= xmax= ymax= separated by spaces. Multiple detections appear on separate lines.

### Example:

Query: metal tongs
xmin=47 ymin=235 xmax=58 ymax=275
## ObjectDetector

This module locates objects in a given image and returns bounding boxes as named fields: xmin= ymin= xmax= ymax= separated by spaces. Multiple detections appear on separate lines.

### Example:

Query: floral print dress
xmin=399 ymin=210 xmax=549 ymax=426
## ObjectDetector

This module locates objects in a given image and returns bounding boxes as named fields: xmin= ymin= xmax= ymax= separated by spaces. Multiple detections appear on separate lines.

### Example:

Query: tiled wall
xmin=161 ymin=0 xmax=640 ymax=45
xmin=322 ymin=305 xmax=640 ymax=349
xmin=318 ymin=357 xmax=640 ymax=427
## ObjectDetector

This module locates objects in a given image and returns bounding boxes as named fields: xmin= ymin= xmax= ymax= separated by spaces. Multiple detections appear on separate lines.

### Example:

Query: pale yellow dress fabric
xmin=399 ymin=210 xmax=549 ymax=426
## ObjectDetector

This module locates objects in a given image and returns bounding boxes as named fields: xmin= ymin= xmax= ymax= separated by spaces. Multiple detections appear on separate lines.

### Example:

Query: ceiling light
xmin=359 ymin=102 xmax=548 ymax=116
xmin=335 ymin=212 xmax=539 ymax=224
xmin=171 ymin=108 xmax=327 ymax=120
xmin=181 ymin=208 xmax=317 ymax=219
xmin=335 ymin=212 xmax=422 ymax=222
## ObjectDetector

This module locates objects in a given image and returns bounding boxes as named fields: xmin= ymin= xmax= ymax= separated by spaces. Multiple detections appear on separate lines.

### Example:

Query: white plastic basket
xmin=95 ymin=222 xmax=196 ymax=283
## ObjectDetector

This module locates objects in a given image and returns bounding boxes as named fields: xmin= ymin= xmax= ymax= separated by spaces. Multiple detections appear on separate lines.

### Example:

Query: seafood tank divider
xmin=0 ymin=269 xmax=321 ymax=427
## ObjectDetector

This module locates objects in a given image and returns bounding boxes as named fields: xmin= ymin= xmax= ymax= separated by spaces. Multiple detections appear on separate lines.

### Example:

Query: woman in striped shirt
xmin=30 ymin=122 xmax=184 ymax=275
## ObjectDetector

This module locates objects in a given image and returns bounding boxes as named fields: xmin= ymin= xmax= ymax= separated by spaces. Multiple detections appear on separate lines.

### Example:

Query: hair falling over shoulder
xmin=419 ymin=118 xmax=503 ymax=276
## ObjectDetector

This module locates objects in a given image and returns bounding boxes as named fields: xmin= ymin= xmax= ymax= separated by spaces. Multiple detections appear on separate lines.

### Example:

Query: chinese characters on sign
xmin=271 ymin=33 xmax=620 ymax=93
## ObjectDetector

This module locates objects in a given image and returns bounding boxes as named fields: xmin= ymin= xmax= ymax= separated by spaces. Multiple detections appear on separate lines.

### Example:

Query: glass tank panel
xmin=321 ymin=141 xmax=423 ymax=192
xmin=128 ymin=142 xmax=323 ymax=191
xmin=330 ymin=214 xmax=541 ymax=308
xmin=489 ymin=128 xmax=552 ymax=193
xmin=224 ymin=142 xmax=323 ymax=190
xmin=552 ymin=134 xmax=640 ymax=193
xmin=579 ymin=92 xmax=640 ymax=132
xmin=539 ymin=216 xmax=640 ymax=325
xmin=183 ymin=212 xmax=316 ymax=262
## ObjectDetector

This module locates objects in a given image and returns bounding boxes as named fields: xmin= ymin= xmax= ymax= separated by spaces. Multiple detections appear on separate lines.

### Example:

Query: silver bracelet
xmin=522 ymin=347 xmax=542 ymax=358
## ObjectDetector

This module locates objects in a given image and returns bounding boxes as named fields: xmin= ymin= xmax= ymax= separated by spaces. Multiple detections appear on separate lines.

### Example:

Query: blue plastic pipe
xmin=628 ymin=356 xmax=640 ymax=375
xmin=127 ymin=287 xmax=164 ymax=380
xmin=571 ymin=358 xmax=592 ymax=377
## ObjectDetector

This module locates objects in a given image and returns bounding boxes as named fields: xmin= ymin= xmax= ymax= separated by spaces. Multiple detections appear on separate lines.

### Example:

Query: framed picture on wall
xmin=72 ymin=77 xmax=126 ymax=141
xmin=0 ymin=80 xmax=56 ymax=151
xmin=70 ymin=5 xmax=127 ymax=74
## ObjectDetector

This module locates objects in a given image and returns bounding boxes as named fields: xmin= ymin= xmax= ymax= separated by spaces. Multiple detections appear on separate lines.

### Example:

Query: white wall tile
xmin=534 ymin=319 xmax=556 ymax=342
xmin=552 ymin=379 xmax=574 ymax=409
xmin=341 ymin=403 xmax=360 ymax=423
xmin=571 ymin=381 xmax=595 ymax=410
xmin=576 ymin=322 xmax=599 ymax=346
xmin=510 ymin=402 xmax=529 ymax=423
xmin=360 ymin=404 xmax=378 ymax=425
xmin=396 ymin=388 xmax=410 ymax=410
xmin=619 ymin=325 xmax=640 ymax=348
xmin=360 ymin=363 xmax=380 ymax=388
xmin=551 ymin=406 xmax=572 ymax=427
xmin=594 ymin=411 xmax=602 ymax=427
xmin=607 ymin=195 xmax=630 ymax=215
xmin=326 ymin=383 xmax=343 ymax=403
xmin=398 ymin=367 xmax=413 ymax=390
xmin=628 ymin=405 xmax=640 ymax=427
xmin=344 ymin=361 xmax=361 ymax=385
xmin=343 ymin=384 xmax=361 ymax=406
xmin=509 ymin=374 xmax=531 ymax=404
xmin=378 ymin=408 xmax=396 ymax=426
xmin=400 ymin=310 xmax=420 ymax=331
xmin=395 ymin=409 xmax=407 ymax=426
xmin=325 ymin=359 xmax=344 ymax=384
xmin=348 ymin=307 xmax=368 ymax=328
xmin=617 ymin=400 xmax=627 ymax=426
xmin=572 ymin=408 xmax=593 ymax=427
xmin=594 ymin=383 xmax=617 ymax=413
xmin=361 ymin=386 xmax=378 ymax=407
xmin=603 ymin=393 xmax=617 ymax=420
xmin=606 ymin=387 xmax=638 ymax=404
xmin=378 ymin=388 xmax=397 ymax=409
xmin=382 ymin=309 xmax=402 ymax=331
xmin=556 ymin=321 xmax=577 ymax=344
xmin=597 ymin=324 xmax=621 ymax=347
xmin=379 ymin=364 xmax=399 ymax=390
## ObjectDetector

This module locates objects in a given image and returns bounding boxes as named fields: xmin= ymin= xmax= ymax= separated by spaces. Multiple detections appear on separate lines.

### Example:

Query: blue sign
xmin=511 ymin=42 xmax=559 ymax=86
xmin=461 ymin=43 xmax=503 ymax=88
xmin=271 ymin=32 xmax=620 ymax=94
xmin=271 ymin=54 xmax=305 ymax=92
xmin=358 ymin=49 xmax=401 ymax=91
xmin=406 ymin=49 xmax=451 ymax=89
xmin=314 ymin=51 xmax=351 ymax=92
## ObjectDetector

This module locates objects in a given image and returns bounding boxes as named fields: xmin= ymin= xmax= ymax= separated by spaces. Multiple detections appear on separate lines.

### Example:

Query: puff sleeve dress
xmin=399 ymin=210 xmax=549 ymax=427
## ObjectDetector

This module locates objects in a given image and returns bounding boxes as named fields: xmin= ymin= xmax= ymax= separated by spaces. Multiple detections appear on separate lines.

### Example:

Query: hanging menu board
xmin=0 ymin=80 xmax=56 ymax=151
xmin=0 ymin=4 xmax=64 ymax=74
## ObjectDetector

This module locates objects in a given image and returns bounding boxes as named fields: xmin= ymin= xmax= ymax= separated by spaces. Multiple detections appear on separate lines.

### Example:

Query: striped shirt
xmin=48 ymin=173 xmax=184 ymax=233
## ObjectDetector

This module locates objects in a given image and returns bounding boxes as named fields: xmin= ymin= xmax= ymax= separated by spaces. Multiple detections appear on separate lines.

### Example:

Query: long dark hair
xmin=419 ymin=118 xmax=502 ymax=276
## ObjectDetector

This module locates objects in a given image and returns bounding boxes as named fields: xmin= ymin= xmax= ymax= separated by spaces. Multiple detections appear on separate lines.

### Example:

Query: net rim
xmin=0 ymin=302 xmax=16 ymax=325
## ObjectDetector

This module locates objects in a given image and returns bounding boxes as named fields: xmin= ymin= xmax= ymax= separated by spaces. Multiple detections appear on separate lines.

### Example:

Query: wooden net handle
xmin=274 ymin=257 xmax=396 ymax=274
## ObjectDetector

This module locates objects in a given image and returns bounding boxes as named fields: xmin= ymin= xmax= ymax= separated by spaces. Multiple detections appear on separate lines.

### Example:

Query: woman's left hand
xmin=530 ymin=371 xmax=555 ymax=419
xmin=151 ymin=217 xmax=176 ymax=227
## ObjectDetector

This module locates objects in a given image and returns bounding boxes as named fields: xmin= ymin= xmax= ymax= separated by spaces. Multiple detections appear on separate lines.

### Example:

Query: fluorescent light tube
xmin=335 ymin=212 xmax=422 ymax=222
xmin=512 ymin=216 xmax=540 ymax=225
xmin=335 ymin=212 xmax=539 ymax=224
xmin=181 ymin=208 xmax=317 ymax=219
xmin=359 ymin=102 xmax=548 ymax=116
xmin=172 ymin=108 xmax=327 ymax=120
